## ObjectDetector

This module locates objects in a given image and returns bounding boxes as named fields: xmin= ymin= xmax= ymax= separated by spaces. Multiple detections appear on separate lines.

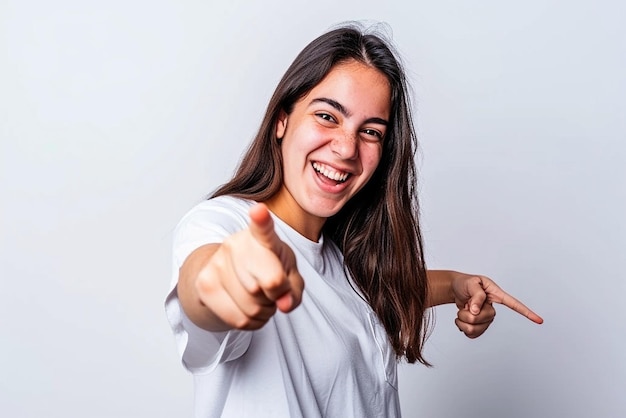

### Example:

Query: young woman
xmin=165 ymin=24 xmax=543 ymax=417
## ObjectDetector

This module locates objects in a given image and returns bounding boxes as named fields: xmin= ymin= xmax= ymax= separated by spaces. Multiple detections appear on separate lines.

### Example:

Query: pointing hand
xmin=194 ymin=203 xmax=305 ymax=330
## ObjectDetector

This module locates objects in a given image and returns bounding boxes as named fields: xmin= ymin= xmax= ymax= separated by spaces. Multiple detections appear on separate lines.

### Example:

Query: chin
xmin=306 ymin=202 xmax=346 ymax=219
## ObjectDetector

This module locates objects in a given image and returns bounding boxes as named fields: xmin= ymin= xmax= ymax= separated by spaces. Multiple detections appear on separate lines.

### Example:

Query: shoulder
xmin=179 ymin=196 xmax=254 ymax=231
xmin=172 ymin=195 xmax=255 ymax=266
xmin=189 ymin=195 xmax=254 ymax=213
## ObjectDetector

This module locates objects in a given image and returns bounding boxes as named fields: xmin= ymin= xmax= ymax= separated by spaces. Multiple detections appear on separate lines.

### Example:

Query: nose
xmin=330 ymin=131 xmax=359 ymax=160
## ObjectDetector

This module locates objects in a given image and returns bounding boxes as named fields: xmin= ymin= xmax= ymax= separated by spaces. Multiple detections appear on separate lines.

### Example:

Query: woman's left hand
xmin=451 ymin=273 xmax=543 ymax=338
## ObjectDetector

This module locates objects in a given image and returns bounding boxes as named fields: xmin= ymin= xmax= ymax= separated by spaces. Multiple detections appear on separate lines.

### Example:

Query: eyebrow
xmin=310 ymin=97 xmax=389 ymax=126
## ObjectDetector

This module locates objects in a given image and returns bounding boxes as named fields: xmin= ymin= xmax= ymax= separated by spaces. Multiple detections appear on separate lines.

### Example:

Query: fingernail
xmin=470 ymin=304 xmax=479 ymax=314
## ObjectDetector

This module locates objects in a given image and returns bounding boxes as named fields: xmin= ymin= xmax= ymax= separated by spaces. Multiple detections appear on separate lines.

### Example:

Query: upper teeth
xmin=313 ymin=162 xmax=349 ymax=182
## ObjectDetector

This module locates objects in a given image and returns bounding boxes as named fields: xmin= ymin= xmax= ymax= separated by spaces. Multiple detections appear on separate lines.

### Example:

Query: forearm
xmin=426 ymin=270 xmax=458 ymax=308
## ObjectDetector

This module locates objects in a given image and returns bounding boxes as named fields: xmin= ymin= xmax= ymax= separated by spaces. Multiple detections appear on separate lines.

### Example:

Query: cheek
xmin=362 ymin=145 xmax=383 ymax=173
xmin=283 ymin=125 xmax=327 ymax=161
xmin=281 ymin=136 xmax=309 ymax=174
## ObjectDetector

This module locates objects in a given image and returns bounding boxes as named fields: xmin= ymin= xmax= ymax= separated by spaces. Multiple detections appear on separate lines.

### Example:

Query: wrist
xmin=427 ymin=269 xmax=458 ymax=307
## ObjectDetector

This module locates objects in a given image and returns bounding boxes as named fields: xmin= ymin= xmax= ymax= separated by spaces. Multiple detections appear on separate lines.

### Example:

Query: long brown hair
xmin=213 ymin=24 xmax=431 ymax=365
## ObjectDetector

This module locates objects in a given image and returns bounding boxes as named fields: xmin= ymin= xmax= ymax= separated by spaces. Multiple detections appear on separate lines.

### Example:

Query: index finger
xmin=496 ymin=291 xmax=544 ymax=324
xmin=481 ymin=278 xmax=544 ymax=324
xmin=248 ymin=203 xmax=281 ymax=253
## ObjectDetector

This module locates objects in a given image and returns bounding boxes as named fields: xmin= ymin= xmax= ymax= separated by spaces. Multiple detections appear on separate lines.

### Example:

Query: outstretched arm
xmin=427 ymin=270 xmax=543 ymax=338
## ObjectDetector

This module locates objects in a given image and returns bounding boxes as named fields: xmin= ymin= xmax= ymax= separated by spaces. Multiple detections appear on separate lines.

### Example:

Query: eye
xmin=316 ymin=112 xmax=336 ymax=123
xmin=361 ymin=128 xmax=384 ymax=141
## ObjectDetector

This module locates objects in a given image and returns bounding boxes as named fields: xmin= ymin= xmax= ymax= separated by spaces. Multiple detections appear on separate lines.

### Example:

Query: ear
xmin=275 ymin=110 xmax=288 ymax=139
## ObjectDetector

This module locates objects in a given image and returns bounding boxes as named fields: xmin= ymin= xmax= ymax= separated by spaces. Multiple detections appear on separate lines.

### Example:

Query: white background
xmin=1 ymin=1 xmax=624 ymax=417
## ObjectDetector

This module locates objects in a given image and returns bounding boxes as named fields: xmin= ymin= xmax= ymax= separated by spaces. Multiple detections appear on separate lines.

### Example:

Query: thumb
xmin=466 ymin=277 xmax=487 ymax=315
xmin=249 ymin=203 xmax=281 ymax=253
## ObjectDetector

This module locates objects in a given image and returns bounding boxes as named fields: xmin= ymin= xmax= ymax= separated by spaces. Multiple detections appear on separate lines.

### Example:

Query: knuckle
xmin=244 ymin=279 xmax=262 ymax=295
xmin=212 ymin=254 xmax=226 ymax=271
xmin=195 ymin=273 xmax=218 ymax=296
xmin=244 ymin=303 xmax=266 ymax=319
xmin=238 ymin=302 xmax=277 ymax=329
xmin=221 ymin=236 xmax=236 ymax=252
xmin=236 ymin=316 xmax=267 ymax=331
xmin=233 ymin=315 xmax=255 ymax=330
xmin=259 ymin=271 xmax=287 ymax=291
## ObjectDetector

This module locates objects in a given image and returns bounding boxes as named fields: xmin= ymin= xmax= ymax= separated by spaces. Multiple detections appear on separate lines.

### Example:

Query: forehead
xmin=303 ymin=60 xmax=392 ymax=118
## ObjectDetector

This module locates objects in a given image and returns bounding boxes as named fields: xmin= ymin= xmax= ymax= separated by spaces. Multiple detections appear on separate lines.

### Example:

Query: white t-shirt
xmin=165 ymin=196 xmax=401 ymax=417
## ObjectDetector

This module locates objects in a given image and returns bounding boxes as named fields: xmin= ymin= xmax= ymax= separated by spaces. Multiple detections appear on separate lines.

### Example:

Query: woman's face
xmin=266 ymin=59 xmax=391 ymax=241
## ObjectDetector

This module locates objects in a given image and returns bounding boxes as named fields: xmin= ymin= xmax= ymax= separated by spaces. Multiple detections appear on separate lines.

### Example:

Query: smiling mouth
xmin=312 ymin=162 xmax=349 ymax=183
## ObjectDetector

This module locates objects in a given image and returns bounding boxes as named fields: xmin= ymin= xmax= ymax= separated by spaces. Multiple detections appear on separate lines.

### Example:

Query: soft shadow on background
xmin=1 ymin=1 xmax=624 ymax=417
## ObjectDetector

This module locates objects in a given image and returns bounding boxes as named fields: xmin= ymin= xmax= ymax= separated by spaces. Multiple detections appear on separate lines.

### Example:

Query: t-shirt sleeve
xmin=164 ymin=197 xmax=253 ymax=374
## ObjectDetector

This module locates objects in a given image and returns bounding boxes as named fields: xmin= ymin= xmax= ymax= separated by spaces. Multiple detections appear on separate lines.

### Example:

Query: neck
xmin=264 ymin=192 xmax=325 ymax=242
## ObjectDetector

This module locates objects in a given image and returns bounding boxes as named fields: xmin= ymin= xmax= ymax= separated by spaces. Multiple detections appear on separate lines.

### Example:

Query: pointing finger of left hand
xmin=481 ymin=277 xmax=544 ymax=324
